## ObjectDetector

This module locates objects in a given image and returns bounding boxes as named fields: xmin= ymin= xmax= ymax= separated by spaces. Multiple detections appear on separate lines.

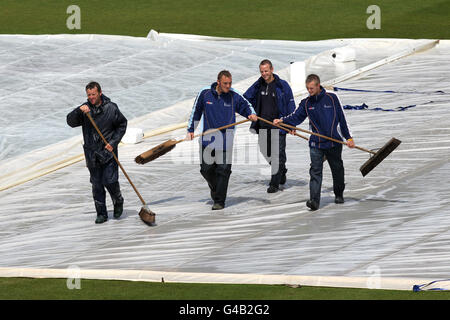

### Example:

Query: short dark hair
xmin=85 ymin=81 xmax=102 ymax=92
xmin=217 ymin=70 xmax=232 ymax=81
xmin=259 ymin=59 xmax=273 ymax=68
xmin=305 ymin=74 xmax=320 ymax=84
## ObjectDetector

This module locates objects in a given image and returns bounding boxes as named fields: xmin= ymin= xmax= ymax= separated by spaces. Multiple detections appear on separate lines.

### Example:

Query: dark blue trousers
xmin=200 ymin=145 xmax=232 ymax=206
xmin=309 ymin=144 xmax=345 ymax=204
xmin=88 ymin=160 xmax=123 ymax=217
xmin=258 ymin=129 xmax=287 ymax=187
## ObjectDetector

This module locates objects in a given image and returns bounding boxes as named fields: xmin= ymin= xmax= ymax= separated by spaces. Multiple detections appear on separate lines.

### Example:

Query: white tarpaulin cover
xmin=0 ymin=32 xmax=449 ymax=291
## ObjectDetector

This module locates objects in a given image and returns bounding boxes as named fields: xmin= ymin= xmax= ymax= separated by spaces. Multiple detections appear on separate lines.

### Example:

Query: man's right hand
xmin=186 ymin=132 xmax=194 ymax=140
xmin=80 ymin=104 xmax=90 ymax=114
xmin=273 ymin=118 xmax=283 ymax=125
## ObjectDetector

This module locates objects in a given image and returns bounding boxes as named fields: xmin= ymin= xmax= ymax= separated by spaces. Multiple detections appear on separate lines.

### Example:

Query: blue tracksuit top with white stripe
xmin=187 ymin=82 xmax=256 ymax=150
xmin=281 ymin=86 xmax=352 ymax=149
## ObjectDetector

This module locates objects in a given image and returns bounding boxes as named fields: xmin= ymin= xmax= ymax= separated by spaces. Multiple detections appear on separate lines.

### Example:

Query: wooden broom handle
xmin=278 ymin=121 xmax=376 ymax=155
xmin=181 ymin=118 xmax=251 ymax=142
xmin=86 ymin=113 xmax=147 ymax=205
xmin=256 ymin=116 xmax=309 ymax=141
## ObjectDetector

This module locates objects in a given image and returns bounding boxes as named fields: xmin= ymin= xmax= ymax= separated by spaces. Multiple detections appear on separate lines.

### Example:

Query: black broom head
xmin=360 ymin=137 xmax=401 ymax=177
xmin=135 ymin=139 xmax=178 ymax=164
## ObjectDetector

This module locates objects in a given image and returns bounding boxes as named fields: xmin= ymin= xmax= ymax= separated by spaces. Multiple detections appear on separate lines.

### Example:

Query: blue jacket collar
xmin=310 ymin=86 xmax=326 ymax=101
xmin=210 ymin=82 xmax=233 ymax=97
xmin=88 ymin=94 xmax=110 ymax=115
xmin=210 ymin=82 xmax=217 ymax=95
xmin=257 ymin=73 xmax=282 ymax=89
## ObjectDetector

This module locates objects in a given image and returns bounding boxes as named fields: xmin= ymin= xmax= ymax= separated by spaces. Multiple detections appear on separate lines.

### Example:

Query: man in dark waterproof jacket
xmin=186 ymin=70 xmax=257 ymax=210
xmin=67 ymin=82 xmax=128 ymax=224
xmin=274 ymin=74 xmax=355 ymax=211
xmin=244 ymin=59 xmax=296 ymax=193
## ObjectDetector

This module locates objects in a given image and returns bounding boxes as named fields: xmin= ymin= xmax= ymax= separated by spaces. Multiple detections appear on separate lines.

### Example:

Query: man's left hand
xmin=248 ymin=114 xmax=257 ymax=122
xmin=347 ymin=139 xmax=355 ymax=148
xmin=105 ymin=144 xmax=113 ymax=152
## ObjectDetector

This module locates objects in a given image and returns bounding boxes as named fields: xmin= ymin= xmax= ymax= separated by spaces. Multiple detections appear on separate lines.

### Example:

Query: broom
xmin=135 ymin=118 xmax=251 ymax=164
xmin=256 ymin=116 xmax=309 ymax=141
xmin=85 ymin=113 xmax=156 ymax=226
xmin=276 ymin=121 xmax=401 ymax=176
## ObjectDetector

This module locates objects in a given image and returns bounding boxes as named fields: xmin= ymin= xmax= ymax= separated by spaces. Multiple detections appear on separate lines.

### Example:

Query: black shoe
xmin=212 ymin=203 xmax=224 ymax=210
xmin=113 ymin=202 xmax=123 ymax=219
xmin=335 ymin=196 xmax=344 ymax=204
xmin=267 ymin=185 xmax=279 ymax=193
xmin=280 ymin=169 xmax=287 ymax=185
xmin=306 ymin=200 xmax=319 ymax=211
xmin=95 ymin=215 xmax=108 ymax=224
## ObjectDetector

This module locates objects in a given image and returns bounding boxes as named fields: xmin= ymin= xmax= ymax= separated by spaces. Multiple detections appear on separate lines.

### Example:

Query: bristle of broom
xmin=139 ymin=206 xmax=156 ymax=226
xmin=135 ymin=140 xmax=177 ymax=164
xmin=360 ymin=137 xmax=401 ymax=176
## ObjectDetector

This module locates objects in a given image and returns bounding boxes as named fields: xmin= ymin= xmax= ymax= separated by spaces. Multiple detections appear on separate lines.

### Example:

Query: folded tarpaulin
xmin=413 ymin=279 xmax=450 ymax=292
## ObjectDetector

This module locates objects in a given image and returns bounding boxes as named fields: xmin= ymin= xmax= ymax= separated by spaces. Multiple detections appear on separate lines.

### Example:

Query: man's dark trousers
xmin=200 ymin=145 xmax=232 ymax=206
xmin=309 ymin=144 xmax=345 ymax=205
xmin=88 ymin=159 xmax=123 ymax=218
xmin=258 ymin=128 xmax=287 ymax=188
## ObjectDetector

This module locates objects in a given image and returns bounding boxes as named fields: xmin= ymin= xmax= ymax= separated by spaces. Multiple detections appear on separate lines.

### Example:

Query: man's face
xmin=86 ymin=87 xmax=102 ymax=106
xmin=306 ymin=80 xmax=321 ymax=96
xmin=259 ymin=63 xmax=274 ymax=82
xmin=217 ymin=76 xmax=232 ymax=94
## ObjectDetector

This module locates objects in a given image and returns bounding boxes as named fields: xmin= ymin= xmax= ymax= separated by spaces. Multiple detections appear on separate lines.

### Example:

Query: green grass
xmin=0 ymin=278 xmax=449 ymax=300
xmin=0 ymin=0 xmax=449 ymax=40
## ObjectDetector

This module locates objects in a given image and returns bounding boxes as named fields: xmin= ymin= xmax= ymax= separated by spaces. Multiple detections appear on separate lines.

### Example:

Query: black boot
xmin=94 ymin=201 xmax=108 ymax=224
xmin=106 ymin=182 xmax=124 ymax=219
xmin=95 ymin=215 xmax=108 ymax=224
xmin=306 ymin=200 xmax=319 ymax=211
xmin=114 ymin=202 xmax=123 ymax=219
xmin=280 ymin=168 xmax=287 ymax=185
xmin=335 ymin=195 xmax=344 ymax=204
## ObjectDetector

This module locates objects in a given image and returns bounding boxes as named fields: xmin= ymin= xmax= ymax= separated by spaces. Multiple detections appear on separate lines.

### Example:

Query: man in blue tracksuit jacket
xmin=244 ymin=59 xmax=296 ymax=193
xmin=186 ymin=70 xmax=257 ymax=210
xmin=274 ymin=74 xmax=355 ymax=210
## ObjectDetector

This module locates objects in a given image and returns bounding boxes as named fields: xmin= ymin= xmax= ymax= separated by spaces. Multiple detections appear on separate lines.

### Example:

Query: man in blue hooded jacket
xmin=244 ymin=60 xmax=296 ymax=193
xmin=274 ymin=74 xmax=355 ymax=210
xmin=186 ymin=70 xmax=257 ymax=210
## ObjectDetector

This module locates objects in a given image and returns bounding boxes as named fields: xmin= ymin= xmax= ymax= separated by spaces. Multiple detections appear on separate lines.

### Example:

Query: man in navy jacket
xmin=67 ymin=82 xmax=127 ymax=223
xmin=274 ymin=74 xmax=355 ymax=210
xmin=187 ymin=70 xmax=257 ymax=210
xmin=244 ymin=60 xmax=296 ymax=193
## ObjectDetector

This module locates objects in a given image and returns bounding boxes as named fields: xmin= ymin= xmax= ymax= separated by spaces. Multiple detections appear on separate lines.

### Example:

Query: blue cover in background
xmin=413 ymin=279 xmax=450 ymax=292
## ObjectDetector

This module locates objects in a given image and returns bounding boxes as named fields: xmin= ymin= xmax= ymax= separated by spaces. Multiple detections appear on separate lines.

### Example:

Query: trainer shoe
xmin=95 ymin=215 xmax=108 ymax=224
xmin=212 ymin=203 xmax=224 ymax=210
xmin=306 ymin=200 xmax=319 ymax=211
xmin=113 ymin=202 xmax=123 ymax=219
